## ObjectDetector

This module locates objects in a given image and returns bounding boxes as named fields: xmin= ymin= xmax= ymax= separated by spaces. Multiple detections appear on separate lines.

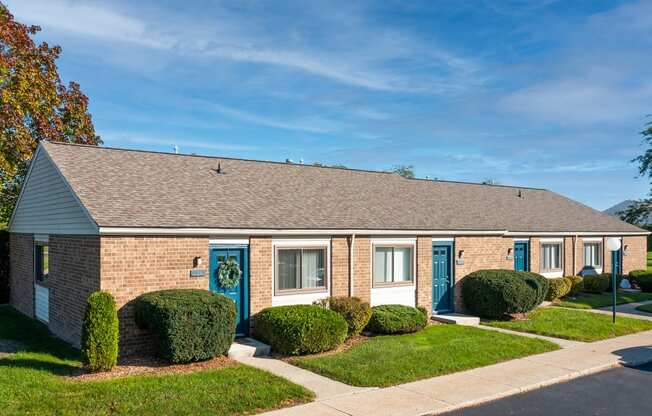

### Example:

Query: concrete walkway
xmin=595 ymin=300 xmax=652 ymax=320
xmin=477 ymin=324 xmax=583 ymax=349
xmin=255 ymin=328 xmax=652 ymax=416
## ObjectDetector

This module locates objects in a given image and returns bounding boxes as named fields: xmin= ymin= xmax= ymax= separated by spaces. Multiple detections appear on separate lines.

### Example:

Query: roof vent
xmin=214 ymin=163 xmax=225 ymax=175
xmin=518 ymin=189 xmax=524 ymax=198
xmin=286 ymin=158 xmax=294 ymax=164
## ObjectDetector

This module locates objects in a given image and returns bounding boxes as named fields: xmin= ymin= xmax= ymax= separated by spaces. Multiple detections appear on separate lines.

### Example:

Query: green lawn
xmin=0 ymin=305 xmax=312 ymax=415
xmin=290 ymin=325 xmax=558 ymax=387
xmin=647 ymin=251 xmax=652 ymax=271
xmin=635 ymin=304 xmax=652 ymax=314
xmin=485 ymin=307 xmax=652 ymax=342
xmin=553 ymin=291 xmax=652 ymax=309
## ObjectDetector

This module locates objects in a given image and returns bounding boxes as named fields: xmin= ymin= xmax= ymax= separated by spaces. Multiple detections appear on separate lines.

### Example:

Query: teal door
xmin=514 ymin=242 xmax=529 ymax=272
xmin=612 ymin=249 xmax=622 ymax=275
xmin=432 ymin=243 xmax=453 ymax=313
xmin=210 ymin=247 xmax=249 ymax=336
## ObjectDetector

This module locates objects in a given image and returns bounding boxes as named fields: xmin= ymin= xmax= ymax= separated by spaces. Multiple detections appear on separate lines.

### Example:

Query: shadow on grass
xmin=0 ymin=357 xmax=81 ymax=376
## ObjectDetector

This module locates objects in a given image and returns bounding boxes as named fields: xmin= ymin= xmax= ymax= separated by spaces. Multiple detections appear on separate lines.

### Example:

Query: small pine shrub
xmin=630 ymin=270 xmax=652 ymax=292
xmin=545 ymin=278 xmax=572 ymax=301
xmin=81 ymin=291 xmax=119 ymax=372
xmin=365 ymin=304 xmax=427 ymax=334
xmin=461 ymin=270 xmax=545 ymax=319
xmin=254 ymin=305 xmax=347 ymax=355
xmin=135 ymin=289 xmax=236 ymax=363
xmin=327 ymin=297 xmax=372 ymax=337
xmin=565 ymin=276 xmax=584 ymax=297
xmin=582 ymin=274 xmax=609 ymax=293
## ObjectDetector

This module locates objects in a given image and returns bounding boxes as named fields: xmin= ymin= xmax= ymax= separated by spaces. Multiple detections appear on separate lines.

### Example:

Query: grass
xmin=648 ymin=251 xmax=652 ymax=271
xmin=290 ymin=324 xmax=558 ymax=387
xmin=553 ymin=291 xmax=652 ymax=309
xmin=0 ymin=305 xmax=313 ymax=415
xmin=635 ymin=304 xmax=652 ymax=314
xmin=485 ymin=307 xmax=652 ymax=342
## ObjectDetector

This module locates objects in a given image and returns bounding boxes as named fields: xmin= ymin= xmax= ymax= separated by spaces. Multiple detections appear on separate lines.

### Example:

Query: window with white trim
xmin=541 ymin=243 xmax=562 ymax=272
xmin=583 ymin=242 xmax=602 ymax=268
xmin=275 ymin=247 xmax=327 ymax=294
xmin=373 ymin=246 xmax=414 ymax=286
xmin=34 ymin=243 xmax=49 ymax=284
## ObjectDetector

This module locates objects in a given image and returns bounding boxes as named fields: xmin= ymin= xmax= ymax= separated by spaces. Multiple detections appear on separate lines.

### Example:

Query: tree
xmin=621 ymin=119 xmax=652 ymax=225
xmin=0 ymin=4 xmax=100 ymax=223
xmin=391 ymin=165 xmax=415 ymax=178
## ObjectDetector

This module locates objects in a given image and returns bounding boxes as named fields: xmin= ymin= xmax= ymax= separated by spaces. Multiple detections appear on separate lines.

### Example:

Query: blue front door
xmin=514 ymin=242 xmax=529 ymax=272
xmin=432 ymin=244 xmax=453 ymax=313
xmin=210 ymin=247 xmax=249 ymax=336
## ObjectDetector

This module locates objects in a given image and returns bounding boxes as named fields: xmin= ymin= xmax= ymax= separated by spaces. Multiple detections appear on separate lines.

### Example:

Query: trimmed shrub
xmin=603 ymin=273 xmax=624 ymax=292
xmin=545 ymin=278 xmax=571 ymax=301
xmin=327 ymin=297 xmax=372 ymax=337
xmin=630 ymin=270 xmax=652 ymax=292
xmin=461 ymin=269 xmax=545 ymax=319
xmin=365 ymin=304 xmax=427 ymax=334
xmin=81 ymin=291 xmax=119 ymax=372
xmin=565 ymin=276 xmax=584 ymax=297
xmin=254 ymin=305 xmax=347 ymax=355
xmin=135 ymin=289 xmax=236 ymax=363
xmin=582 ymin=274 xmax=609 ymax=293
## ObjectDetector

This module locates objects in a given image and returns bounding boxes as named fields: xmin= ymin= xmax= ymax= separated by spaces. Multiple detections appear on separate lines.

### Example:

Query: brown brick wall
xmin=331 ymin=237 xmax=350 ymax=297
xmin=564 ymin=237 xmax=574 ymax=276
xmin=249 ymin=237 xmax=272 ymax=317
xmin=100 ymin=236 xmax=209 ymax=355
xmin=416 ymin=236 xmax=432 ymax=316
xmin=48 ymin=236 xmax=101 ymax=347
xmin=454 ymin=236 xmax=513 ymax=310
xmin=352 ymin=236 xmax=371 ymax=302
xmin=623 ymin=235 xmax=647 ymax=274
xmin=9 ymin=233 xmax=34 ymax=318
xmin=530 ymin=237 xmax=540 ymax=273
xmin=602 ymin=237 xmax=612 ymax=273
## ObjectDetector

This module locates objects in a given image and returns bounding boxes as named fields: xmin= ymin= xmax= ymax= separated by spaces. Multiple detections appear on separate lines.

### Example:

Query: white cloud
xmin=102 ymin=131 xmax=259 ymax=152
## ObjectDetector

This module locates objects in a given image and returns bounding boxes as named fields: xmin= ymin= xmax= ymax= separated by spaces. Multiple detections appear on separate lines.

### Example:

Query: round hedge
xmin=545 ymin=278 xmax=571 ymax=301
xmin=461 ymin=270 xmax=547 ymax=319
xmin=135 ymin=289 xmax=236 ymax=363
xmin=630 ymin=270 xmax=652 ymax=292
xmin=582 ymin=274 xmax=609 ymax=293
xmin=81 ymin=291 xmax=119 ymax=372
xmin=565 ymin=276 xmax=584 ymax=296
xmin=365 ymin=304 xmax=427 ymax=334
xmin=327 ymin=296 xmax=372 ymax=337
xmin=254 ymin=305 xmax=347 ymax=355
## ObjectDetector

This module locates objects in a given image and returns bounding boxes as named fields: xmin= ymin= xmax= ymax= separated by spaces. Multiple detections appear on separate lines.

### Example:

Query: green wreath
xmin=218 ymin=258 xmax=242 ymax=289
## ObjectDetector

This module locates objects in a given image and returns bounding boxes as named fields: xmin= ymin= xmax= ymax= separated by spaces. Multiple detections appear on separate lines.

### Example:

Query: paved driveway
xmin=442 ymin=362 xmax=652 ymax=416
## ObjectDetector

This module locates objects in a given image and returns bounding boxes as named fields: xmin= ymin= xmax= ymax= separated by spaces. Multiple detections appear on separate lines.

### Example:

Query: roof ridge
xmin=43 ymin=140 xmax=545 ymax=191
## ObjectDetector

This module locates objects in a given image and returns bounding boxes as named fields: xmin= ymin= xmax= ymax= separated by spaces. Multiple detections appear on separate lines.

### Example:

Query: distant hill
xmin=604 ymin=200 xmax=652 ymax=225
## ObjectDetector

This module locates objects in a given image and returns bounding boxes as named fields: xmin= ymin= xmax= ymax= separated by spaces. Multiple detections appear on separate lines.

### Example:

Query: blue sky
xmin=6 ymin=0 xmax=652 ymax=210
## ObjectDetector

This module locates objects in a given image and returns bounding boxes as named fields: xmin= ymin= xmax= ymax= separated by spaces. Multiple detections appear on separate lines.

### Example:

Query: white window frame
xmin=583 ymin=241 xmax=603 ymax=269
xmin=540 ymin=239 xmax=563 ymax=277
xmin=371 ymin=238 xmax=416 ymax=288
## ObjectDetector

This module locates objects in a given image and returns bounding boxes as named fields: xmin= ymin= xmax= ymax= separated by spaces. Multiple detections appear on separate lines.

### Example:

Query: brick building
xmin=8 ymin=142 xmax=649 ymax=354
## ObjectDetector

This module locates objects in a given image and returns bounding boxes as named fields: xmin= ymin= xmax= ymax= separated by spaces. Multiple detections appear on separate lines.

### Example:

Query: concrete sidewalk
xmin=255 ymin=329 xmax=652 ymax=416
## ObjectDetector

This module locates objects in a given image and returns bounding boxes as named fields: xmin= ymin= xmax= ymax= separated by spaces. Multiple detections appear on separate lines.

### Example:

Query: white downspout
xmin=349 ymin=234 xmax=356 ymax=297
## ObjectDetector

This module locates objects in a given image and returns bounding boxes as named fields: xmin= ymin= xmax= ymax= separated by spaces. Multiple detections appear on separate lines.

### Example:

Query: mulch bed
xmin=69 ymin=355 xmax=236 ymax=381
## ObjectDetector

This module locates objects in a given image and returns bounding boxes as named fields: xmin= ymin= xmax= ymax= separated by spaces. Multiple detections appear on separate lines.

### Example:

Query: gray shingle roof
xmin=42 ymin=141 xmax=645 ymax=233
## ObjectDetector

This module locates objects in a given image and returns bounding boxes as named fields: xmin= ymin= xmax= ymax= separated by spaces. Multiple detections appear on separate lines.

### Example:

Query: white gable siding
xmin=10 ymin=148 xmax=98 ymax=235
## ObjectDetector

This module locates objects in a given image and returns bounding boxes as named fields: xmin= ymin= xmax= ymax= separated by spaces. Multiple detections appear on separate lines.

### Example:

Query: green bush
xmin=135 ymin=289 xmax=236 ymax=363
xmin=81 ymin=291 xmax=119 ymax=372
xmin=365 ymin=304 xmax=427 ymax=334
xmin=545 ymin=278 xmax=571 ymax=301
xmin=461 ymin=270 xmax=545 ymax=319
xmin=602 ymin=273 xmax=624 ymax=292
xmin=630 ymin=270 xmax=652 ymax=292
xmin=254 ymin=305 xmax=347 ymax=355
xmin=327 ymin=297 xmax=372 ymax=337
xmin=565 ymin=276 xmax=584 ymax=296
xmin=582 ymin=274 xmax=609 ymax=293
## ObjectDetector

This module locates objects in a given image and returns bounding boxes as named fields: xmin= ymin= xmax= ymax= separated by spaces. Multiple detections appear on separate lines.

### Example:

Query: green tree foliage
xmin=391 ymin=165 xmax=415 ymax=178
xmin=0 ymin=4 xmax=101 ymax=223
xmin=621 ymin=119 xmax=652 ymax=224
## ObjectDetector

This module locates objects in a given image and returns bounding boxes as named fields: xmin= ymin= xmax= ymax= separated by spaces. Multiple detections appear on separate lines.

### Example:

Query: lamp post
xmin=606 ymin=238 xmax=622 ymax=324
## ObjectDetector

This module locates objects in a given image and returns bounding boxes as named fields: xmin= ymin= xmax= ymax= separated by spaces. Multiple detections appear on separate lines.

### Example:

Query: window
xmin=541 ymin=243 xmax=562 ymax=272
xmin=275 ymin=247 xmax=327 ymax=294
xmin=35 ymin=243 xmax=49 ymax=284
xmin=373 ymin=246 xmax=414 ymax=286
xmin=583 ymin=242 xmax=602 ymax=268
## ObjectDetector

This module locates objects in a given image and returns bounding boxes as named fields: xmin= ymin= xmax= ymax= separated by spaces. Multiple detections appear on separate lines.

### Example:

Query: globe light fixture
xmin=606 ymin=237 xmax=621 ymax=252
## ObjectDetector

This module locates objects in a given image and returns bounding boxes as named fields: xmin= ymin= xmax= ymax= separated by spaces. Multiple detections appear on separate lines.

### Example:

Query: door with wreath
xmin=210 ymin=247 xmax=249 ymax=336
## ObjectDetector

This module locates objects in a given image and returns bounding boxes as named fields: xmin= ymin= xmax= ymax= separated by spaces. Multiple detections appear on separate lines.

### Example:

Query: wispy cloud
xmin=102 ymin=131 xmax=259 ymax=153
